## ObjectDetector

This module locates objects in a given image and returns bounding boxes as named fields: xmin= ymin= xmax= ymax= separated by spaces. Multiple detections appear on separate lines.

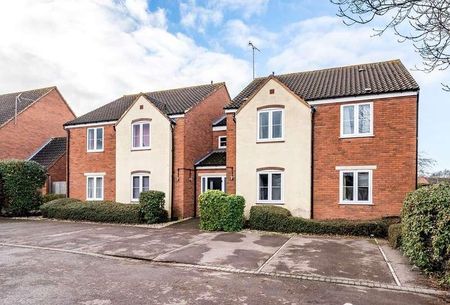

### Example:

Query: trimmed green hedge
xmin=199 ymin=190 xmax=245 ymax=232
xmin=42 ymin=193 xmax=66 ymax=203
xmin=388 ymin=223 xmax=402 ymax=249
xmin=139 ymin=191 xmax=168 ymax=224
xmin=248 ymin=206 xmax=398 ymax=237
xmin=401 ymin=183 xmax=450 ymax=286
xmin=0 ymin=160 xmax=46 ymax=216
xmin=41 ymin=199 xmax=141 ymax=224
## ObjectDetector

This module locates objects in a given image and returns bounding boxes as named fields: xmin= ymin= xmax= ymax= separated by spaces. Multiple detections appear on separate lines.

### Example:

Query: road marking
xmin=48 ymin=229 xmax=92 ymax=237
xmin=152 ymin=233 xmax=216 ymax=261
xmin=374 ymin=238 xmax=401 ymax=286
xmin=256 ymin=236 xmax=292 ymax=273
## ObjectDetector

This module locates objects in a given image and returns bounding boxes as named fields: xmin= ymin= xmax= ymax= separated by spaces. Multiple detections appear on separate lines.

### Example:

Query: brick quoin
xmin=0 ymin=89 xmax=75 ymax=159
xmin=67 ymin=125 xmax=116 ymax=201
xmin=225 ymin=112 xmax=236 ymax=194
xmin=312 ymin=96 xmax=418 ymax=220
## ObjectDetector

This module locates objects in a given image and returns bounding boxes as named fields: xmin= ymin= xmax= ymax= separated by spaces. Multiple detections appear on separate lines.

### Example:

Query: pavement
xmin=0 ymin=218 xmax=448 ymax=305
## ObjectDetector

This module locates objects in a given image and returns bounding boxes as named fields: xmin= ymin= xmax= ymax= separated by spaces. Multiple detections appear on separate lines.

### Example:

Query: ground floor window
xmin=52 ymin=181 xmax=66 ymax=195
xmin=131 ymin=173 xmax=150 ymax=201
xmin=339 ymin=169 xmax=372 ymax=204
xmin=257 ymin=171 xmax=284 ymax=204
xmin=201 ymin=175 xmax=226 ymax=193
xmin=86 ymin=175 xmax=104 ymax=201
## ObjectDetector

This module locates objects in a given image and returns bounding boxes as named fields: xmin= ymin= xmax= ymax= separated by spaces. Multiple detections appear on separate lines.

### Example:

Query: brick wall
xmin=0 ymin=89 xmax=75 ymax=159
xmin=42 ymin=154 xmax=67 ymax=195
xmin=225 ymin=112 xmax=236 ymax=194
xmin=312 ymin=96 xmax=418 ymax=220
xmin=67 ymin=124 xmax=116 ymax=201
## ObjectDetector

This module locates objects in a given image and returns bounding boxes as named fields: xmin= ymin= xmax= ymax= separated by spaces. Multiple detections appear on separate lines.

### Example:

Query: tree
xmin=430 ymin=169 xmax=450 ymax=178
xmin=418 ymin=152 xmax=436 ymax=176
xmin=331 ymin=0 xmax=450 ymax=90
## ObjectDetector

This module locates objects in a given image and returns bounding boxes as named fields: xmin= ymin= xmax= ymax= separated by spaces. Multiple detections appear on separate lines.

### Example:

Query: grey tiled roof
xmin=226 ymin=60 xmax=419 ymax=109
xmin=212 ymin=115 xmax=226 ymax=127
xmin=195 ymin=150 xmax=226 ymax=167
xmin=0 ymin=87 xmax=55 ymax=126
xmin=30 ymin=137 xmax=66 ymax=169
xmin=65 ymin=83 xmax=225 ymax=126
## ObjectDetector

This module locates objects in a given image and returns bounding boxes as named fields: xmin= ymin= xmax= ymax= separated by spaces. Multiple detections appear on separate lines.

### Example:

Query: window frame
xmin=131 ymin=120 xmax=151 ymax=150
xmin=130 ymin=172 xmax=150 ymax=202
xmin=218 ymin=136 xmax=227 ymax=149
xmin=340 ymin=102 xmax=373 ymax=138
xmin=85 ymin=174 xmax=104 ymax=201
xmin=339 ymin=169 xmax=373 ymax=205
xmin=256 ymin=171 xmax=284 ymax=204
xmin=86 ymin=127 xmax=104 ymax=152
xmin=257 ymin=108 xmax=284 ymax=142
xmin=200 ymin=175 xmax=226 ymax=193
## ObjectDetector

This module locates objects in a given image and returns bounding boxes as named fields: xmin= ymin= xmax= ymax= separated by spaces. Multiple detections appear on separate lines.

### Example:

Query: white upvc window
xmin=131 ymin=173 xmax=150 ymax=201
xmin=132 ymin=121 xmax=151 ymax=150
xmin=257 ymin=171 xmax=284 ymax=204
xmin=87 ymin=127 xmax=104 ymax=152
xmin=339 ymin=169 xmax=373 ymax=204
xmin=201 ymin=175 xmax=226 ymax=193
xmin=340 ymin=103 xmax=373 ymax=138
xmin=257 ymin=108 xmax=284 ymax=141
xmin=86 ymin=174 xmax=104 ymax=201
xmin=218 ymin=136 xmax=227 ymax=148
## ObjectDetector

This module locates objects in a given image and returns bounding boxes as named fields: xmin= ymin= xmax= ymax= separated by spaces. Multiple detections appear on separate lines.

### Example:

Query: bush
xmin=388 ymin=223 xmax=402 ymax=249
xmin=401 ymin=183 xmax=450 ymax=286
xmin=0 ymin=160 xmax=46 ymax=216
xmin=139 ymin=191 xmax=168 ymax=224
xmin=42 ymin=193 xmax=66 ymax=203
xmin=248 ymin=206 xmax=397 ymax=237
xmin=199 ymin=190 xmax=245 ymax=232
xmin=41 ymin=199 xmax=141 ymax=224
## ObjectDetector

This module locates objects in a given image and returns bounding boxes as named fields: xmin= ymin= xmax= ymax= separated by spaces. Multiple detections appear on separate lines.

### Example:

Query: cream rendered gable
xmin=115 ymin=95 xmax=172 ymax=215
xmin=235 ymin=78 xmax=312 ymax=218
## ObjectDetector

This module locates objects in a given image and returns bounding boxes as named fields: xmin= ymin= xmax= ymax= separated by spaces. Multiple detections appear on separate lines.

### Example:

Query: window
xmin=339 ymin=170 xmax=372 ymax=204
xmin=257 ymin=108 xmax=284 ymax=141
xmin=86 ymin=175 xmax=104 ymax=200
xmin=218 ymin=136 xmax=227 ymax=148
xmin=132 ymin=121 xmax=151 ymax=149
xmin=51 ymin=181 xmax=66 ymax=195
xmin=87 ymin=127 xmax=103 ymax=152
xmin=257 ymin=171 xmax=283 ymax=203
xmin=341 ymin=103 xmax=373 ymax=137
xmin=131 ymin=173 xmax=150 ymax=201
xmin=201 ymin=176 xmax=226 ymax=193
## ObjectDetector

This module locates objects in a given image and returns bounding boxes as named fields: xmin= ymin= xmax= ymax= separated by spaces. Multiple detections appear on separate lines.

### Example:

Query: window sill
xmin=87 ymin=150 xmax=104 ymax=153
xmin=256 ymin=201 xmax=285 ymax=205
xmin=339 ymin=202 xmax=373 ymax=206
xmin=131 ymin=147 xmax=151 ymax=151
xmin=256 ymin=139 xmax=285 ymax=144
xmin=339 ymin=134 xmax=374 ymax=139
xmin=86 ymin=198 xmax=104 ymax=201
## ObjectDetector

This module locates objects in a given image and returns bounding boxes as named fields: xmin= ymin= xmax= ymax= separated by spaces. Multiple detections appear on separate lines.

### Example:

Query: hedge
xmin=0 ymin=160 xmax=46 ymax=216
xmin=41 ymin=199 xmax=141 ymax=224
xmin=388 ymin=223 xmax=402 ymax=249
xmin=248 ymin=206 xmax=398 ymax=237
xmin=42 ymin=193 xmax=66 ymax=203
xmin=199 ymin=190 xmax=245 ymax=232
xmin=139 ymin=190 xmax=168 ymax=224
xmin=401 ymin=183 xmax=450 ymax=286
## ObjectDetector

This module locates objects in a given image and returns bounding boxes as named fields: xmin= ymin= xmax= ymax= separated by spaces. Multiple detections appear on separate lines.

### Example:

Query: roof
xmin=195 ymin=150 xmax=226 ymax=167
xmin=30 ymin=137 xmax=66 ymax=169
xmin=226 ymin=60 xmax=419 ymax=109
xmin=0 ymin=87 xmax=55 ymax=126
xmin=212 ymin=115 xmax=227 ymax=127
xmin=65 ymin=83 xmax=225 ymax=126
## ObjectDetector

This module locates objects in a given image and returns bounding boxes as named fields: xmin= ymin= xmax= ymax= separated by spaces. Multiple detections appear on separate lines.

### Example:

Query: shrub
xmin=401 ymin=183 xmax=450 ymax=286
xmin=0 ymin=160 xmax=46 ymax=216
xmin=42 ymin=193 xmax=66 ymax=203
xmin=248 ymin=206 xmax=397 ymax=237
xmin=388 ymin=223 xmax=402 ymax=249
xmin=40 ymin=199 xmax=141 ymax=224
xmin=139 ymin=191 xmax=168 ymax=224
xmin=199 ymin=190 xmax=245 ymax=232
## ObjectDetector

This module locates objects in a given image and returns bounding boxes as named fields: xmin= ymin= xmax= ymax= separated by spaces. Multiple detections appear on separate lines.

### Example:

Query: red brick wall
xmin=0 ymin=89 xmax=75 ymax=159
xmin=67 ymin=124 xmax=116 ymax=201
xmin=313 ymin=96 xmax=418 ymax=220
xmin=226 ymin=112 xmax=236 ymax=194
xmin=42 ymin=154 xmax=67 ymax=195
xmin=172 ymin=85 xmax=231 ymax=219
xmin=212 ymin=130 xmax=227 ymax=149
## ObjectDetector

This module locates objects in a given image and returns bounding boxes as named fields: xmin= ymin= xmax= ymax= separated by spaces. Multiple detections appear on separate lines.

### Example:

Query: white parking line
xmin=256 ymin=236 xmax=293 ymax=273
xmin=374 ymin=238 xmax=401 ymax=286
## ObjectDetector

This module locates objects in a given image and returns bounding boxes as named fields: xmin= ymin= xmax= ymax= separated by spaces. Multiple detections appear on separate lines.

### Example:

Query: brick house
xmin=0 ymin=87 xmax=75 ymax=194
xmin=200 ymin=59 xmax=419 ymax=220
xmin=64 ymin=83 xmax=230 ymax=219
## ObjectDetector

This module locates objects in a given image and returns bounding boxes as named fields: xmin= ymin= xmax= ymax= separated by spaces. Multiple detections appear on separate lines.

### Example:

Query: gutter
xmin=415 ymin=91 xmax=420 ymax=189
xmin=66 ymin=129 xmax=70 ymax=197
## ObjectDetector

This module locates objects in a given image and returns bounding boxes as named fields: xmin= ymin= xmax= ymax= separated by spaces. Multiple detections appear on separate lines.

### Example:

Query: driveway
xmin=0 ymin=218 xmax=447 ymax=305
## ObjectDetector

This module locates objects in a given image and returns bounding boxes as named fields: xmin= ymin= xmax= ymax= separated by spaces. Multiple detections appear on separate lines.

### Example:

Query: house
xmin=197 ymin=59 xmax=419 ymax=220
xmin=0 ymin=87 xmax=75 ymax=194
xmin=64 ymin=82 xmax=230 ymax=219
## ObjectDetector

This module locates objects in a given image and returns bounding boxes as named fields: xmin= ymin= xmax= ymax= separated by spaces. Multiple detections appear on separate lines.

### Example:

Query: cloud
xmin=222 ymin=19 xmax=278 ymax=50
xmin=0 ymin=0 xmax=251 ymax=115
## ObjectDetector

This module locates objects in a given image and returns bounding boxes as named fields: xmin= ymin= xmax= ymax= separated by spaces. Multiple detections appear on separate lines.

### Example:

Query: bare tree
xmin=331 ymin=0 xmax=450 ymax=90
xmin=418 ymin=152 xmax=436 ymax=176
xmin=430 ymin=169 xmax=450 ymax=178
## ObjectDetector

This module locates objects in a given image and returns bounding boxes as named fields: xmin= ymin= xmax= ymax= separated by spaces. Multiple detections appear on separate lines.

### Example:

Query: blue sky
xmin=0 ymin=1 xmax=448 ymax=170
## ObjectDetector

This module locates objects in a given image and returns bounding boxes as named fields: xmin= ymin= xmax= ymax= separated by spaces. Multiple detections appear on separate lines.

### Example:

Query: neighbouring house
xmin=0 ymin=87 xmax=75 ymax=194
xmin=64 ymin=83 xmax=230 ymax=219
xmin=418 ymin=176 xmax=450 ymax=186
xmin=203 ymin=59 xmax=419 ymax=220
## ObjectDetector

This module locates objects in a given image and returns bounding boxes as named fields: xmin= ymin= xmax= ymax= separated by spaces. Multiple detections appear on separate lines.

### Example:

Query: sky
xmin=0 ymin=0 xmax=448 ymax=170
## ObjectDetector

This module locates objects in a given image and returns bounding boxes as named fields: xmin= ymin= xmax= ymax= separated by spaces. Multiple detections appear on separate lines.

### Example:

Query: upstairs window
xmin=341 ymin=103 xmax=373 ymax=138
xmin=87 ymin=127 xmax=103 ymax=152
xmin=132 ymin=121 xmax=151 ymax=150
xmin=258 ymin=108 xmax=284 ymax=141
xmin=218 ymin=136 xmax=227 ymax=148
xmin=131 ymin=173 xmax=150 ymax=201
